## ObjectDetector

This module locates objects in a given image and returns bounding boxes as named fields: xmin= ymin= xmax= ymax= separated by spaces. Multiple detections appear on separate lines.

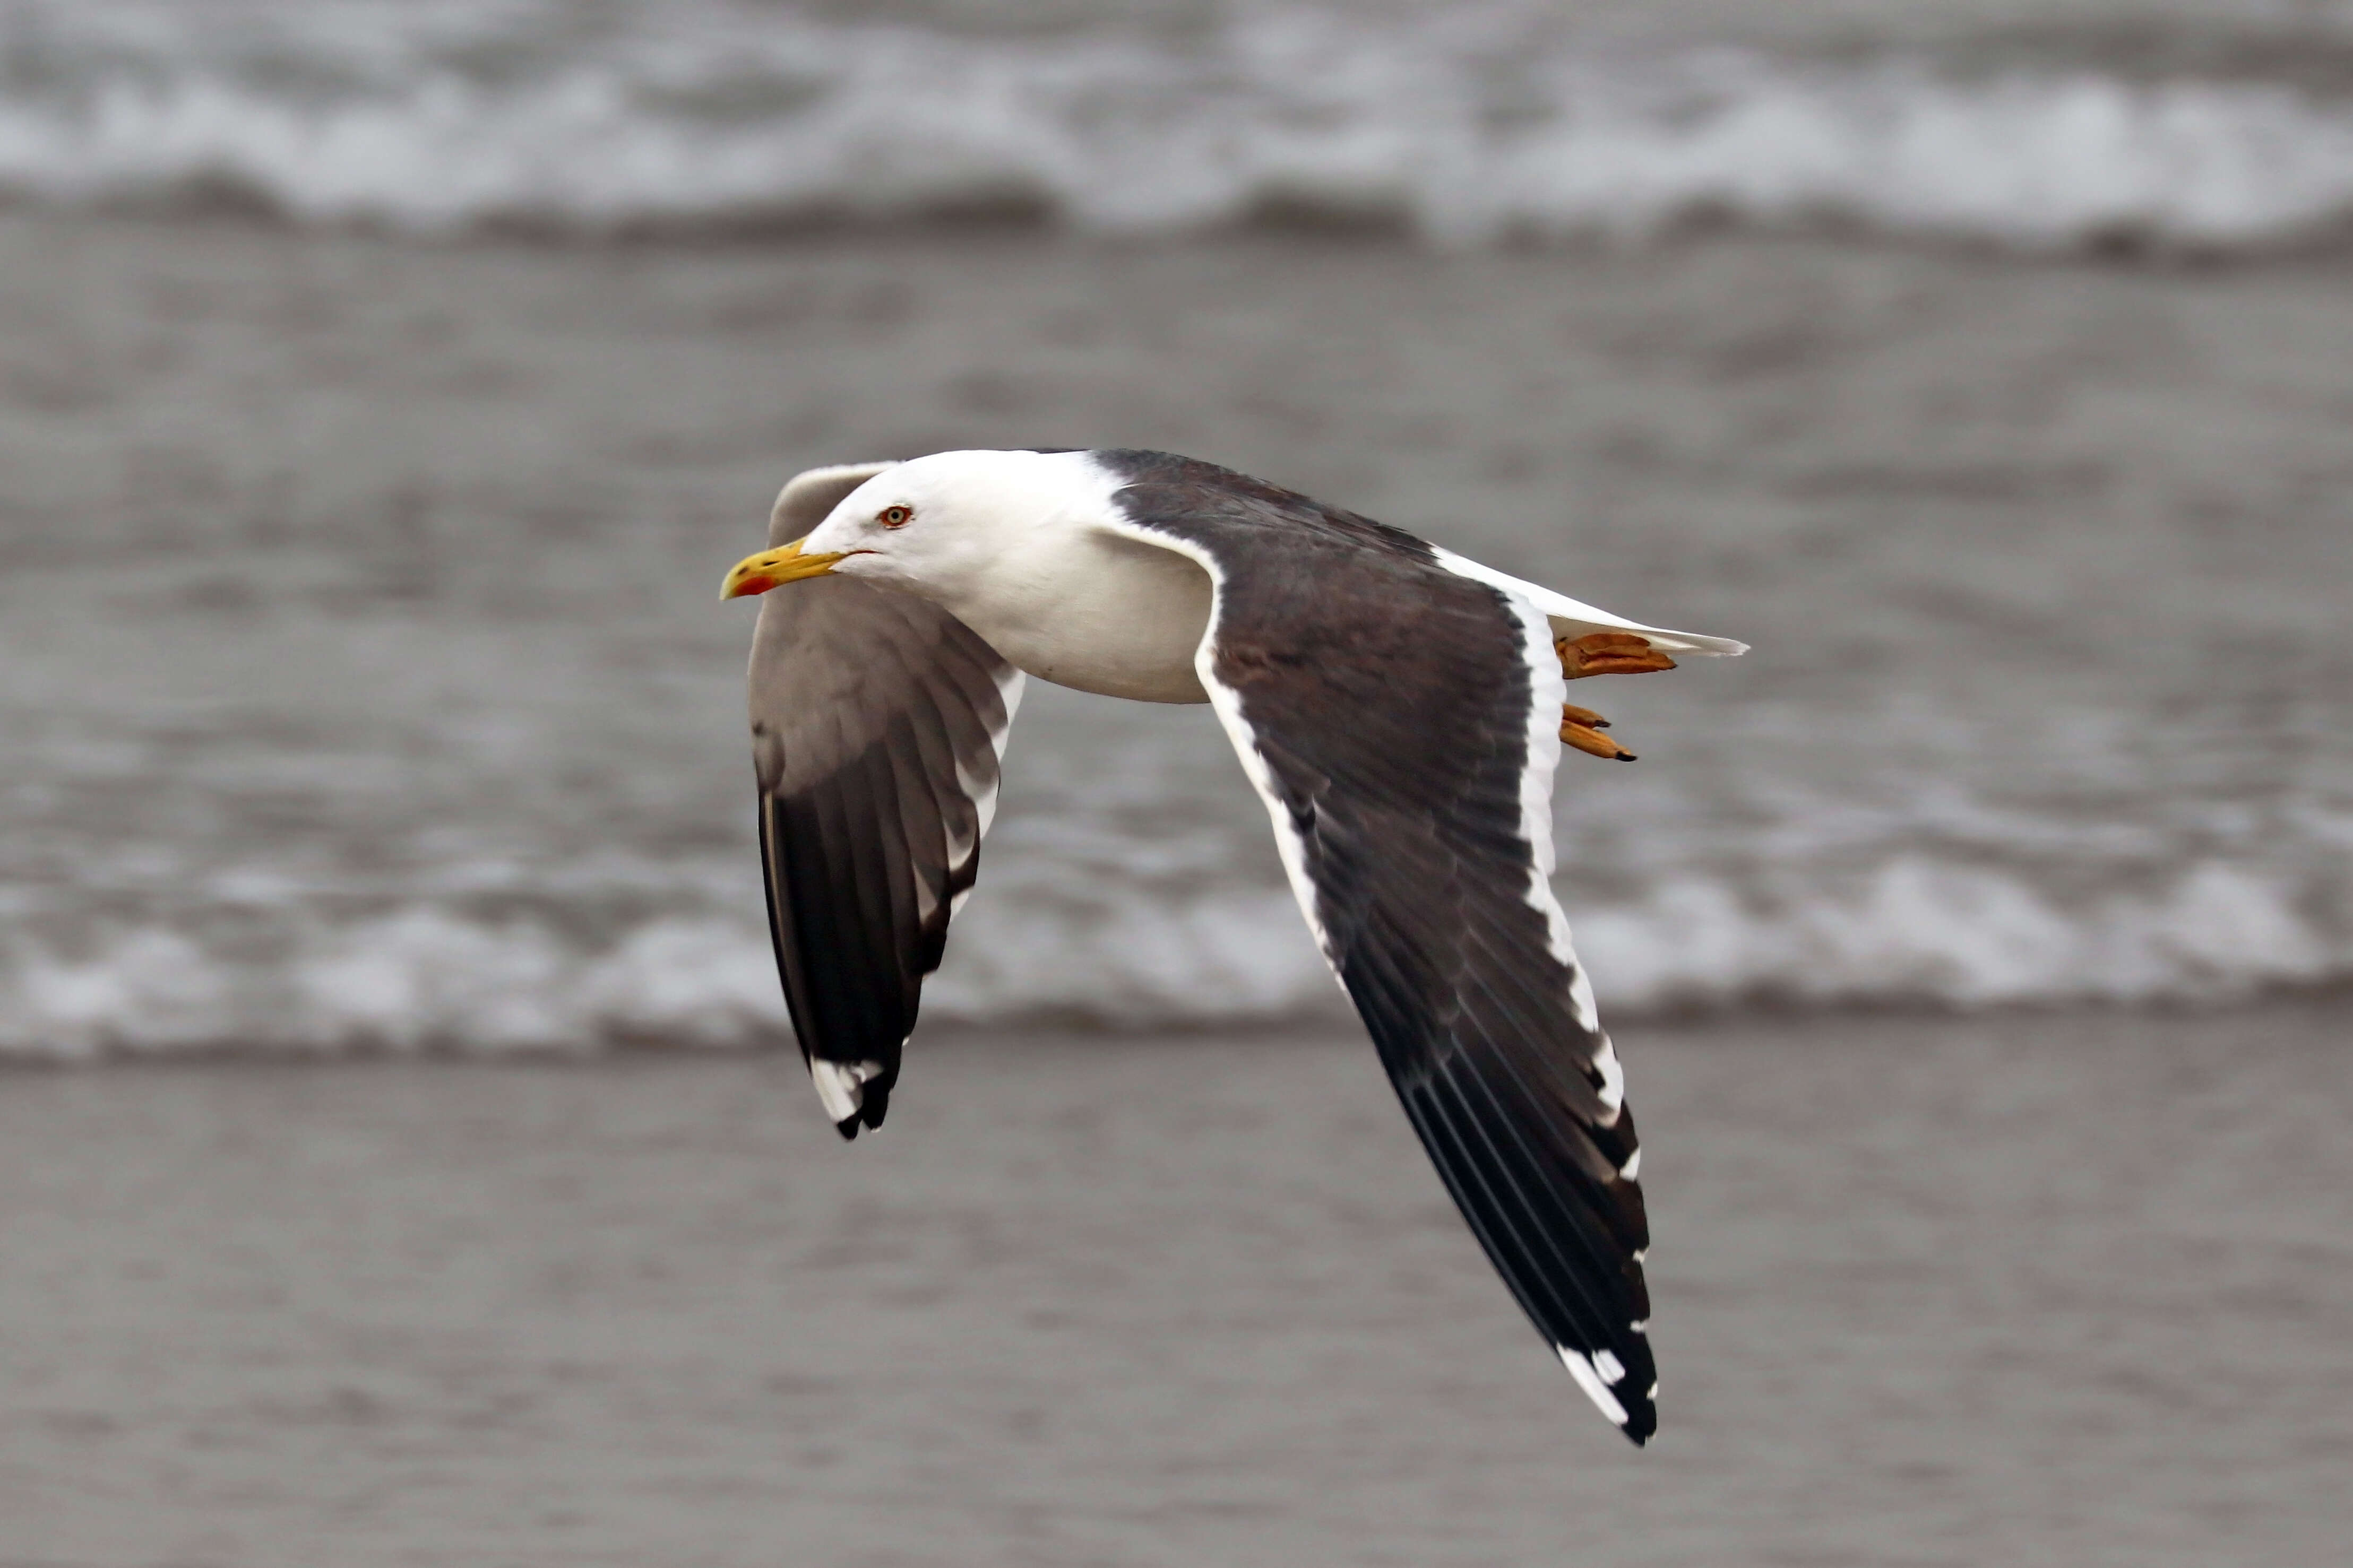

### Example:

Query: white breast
xmin=949 ymin=522 xmax=1212 ymax=704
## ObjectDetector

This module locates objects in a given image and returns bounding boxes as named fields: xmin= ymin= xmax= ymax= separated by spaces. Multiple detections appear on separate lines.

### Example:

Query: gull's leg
xmin=1561 ymin=712 xmax=1637 ymax=761
xmin=1555 ymin=634 xmax=1674 ymax=761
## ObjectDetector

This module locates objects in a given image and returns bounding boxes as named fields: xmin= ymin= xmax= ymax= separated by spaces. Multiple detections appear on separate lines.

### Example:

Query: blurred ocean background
xmin=14 ymin=0 xmax=2353 ymax=249
xmin=3 ymin=0 xmax=2352 ymax=1055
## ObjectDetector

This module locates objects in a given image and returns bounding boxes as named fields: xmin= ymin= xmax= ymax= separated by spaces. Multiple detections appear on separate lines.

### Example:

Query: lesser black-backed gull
xmin=720 ymin=448 xmax=1745 ymax=1443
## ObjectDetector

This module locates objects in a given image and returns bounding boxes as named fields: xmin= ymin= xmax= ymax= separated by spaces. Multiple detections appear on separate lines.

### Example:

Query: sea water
xmin=2 ymin=0 xmax=2350 ymax=1053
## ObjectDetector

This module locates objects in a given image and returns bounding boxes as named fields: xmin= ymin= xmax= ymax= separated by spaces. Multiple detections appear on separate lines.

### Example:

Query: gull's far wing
xmin=1096 ymin=449 xmax=1658 ymax=1443
xmin=748 ymin=463 xmax=1023 ymax=1137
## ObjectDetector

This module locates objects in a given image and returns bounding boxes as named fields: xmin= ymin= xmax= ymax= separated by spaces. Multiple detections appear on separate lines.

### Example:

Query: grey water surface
xmin=2 ymin=5 xmax=2349 ymax=1564
xmin=3 ymin=203 xmax=2350 ymax=1048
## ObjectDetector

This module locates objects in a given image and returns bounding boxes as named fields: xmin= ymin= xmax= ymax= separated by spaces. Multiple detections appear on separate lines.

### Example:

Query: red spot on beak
xmin=734 ymin=576 xmax=775 ymax=597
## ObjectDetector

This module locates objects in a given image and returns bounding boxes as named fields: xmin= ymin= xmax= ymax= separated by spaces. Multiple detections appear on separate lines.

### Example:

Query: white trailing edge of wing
xmin=1431 ymin=547 xmax=1748 ymax=658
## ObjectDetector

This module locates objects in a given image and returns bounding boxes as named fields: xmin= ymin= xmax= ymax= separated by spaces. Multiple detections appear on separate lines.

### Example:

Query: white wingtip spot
xmin=1559 ymin=1347 xmax=1632 ymax=1426
xmin=1592 ymin=1348 xmax=1626 ymax=1384
xmin=810 ymin=1059 xmax=884 ymax=1124
xmin=1618 ymin=1146 xmax=1642 ymax=1181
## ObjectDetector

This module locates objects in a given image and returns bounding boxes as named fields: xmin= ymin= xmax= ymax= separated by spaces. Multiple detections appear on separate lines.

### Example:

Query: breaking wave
xmin=4 ymin=855 xmax=2345 ymax=1058
xmin=5 ymin=3 xmax=2353 ymax=252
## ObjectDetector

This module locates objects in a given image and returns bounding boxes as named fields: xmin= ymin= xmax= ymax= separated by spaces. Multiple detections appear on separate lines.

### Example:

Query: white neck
xmin=937 ymin=455 xmax=1212 ymax=704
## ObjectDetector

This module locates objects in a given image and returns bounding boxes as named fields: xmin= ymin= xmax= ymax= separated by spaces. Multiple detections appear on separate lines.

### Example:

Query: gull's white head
xmin=720 ymin=449 xmax=1104 ymax=607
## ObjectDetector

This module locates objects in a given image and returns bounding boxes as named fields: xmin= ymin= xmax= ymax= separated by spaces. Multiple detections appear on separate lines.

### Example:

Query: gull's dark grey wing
xmin=1097 ymin=448 xmax=1658 ymax=1443
xmin=748 ymin=464 xmax=1022 ymax=1136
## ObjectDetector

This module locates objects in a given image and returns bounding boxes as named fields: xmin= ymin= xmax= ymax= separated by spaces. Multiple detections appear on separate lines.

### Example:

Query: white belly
xmin=950 ymin=525 xmax=1213 ymax=704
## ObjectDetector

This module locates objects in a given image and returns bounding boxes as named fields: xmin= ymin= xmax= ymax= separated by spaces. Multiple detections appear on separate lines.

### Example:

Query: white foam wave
xmin=4 ymin=912 xmax=788 ymax=1059
xmin=4 ymin=7 xmax=2353 ymax=251
xmin=1575 ymin=858 xmax=2342 ymax=1012
xmin=2 ymin=857 xmax=2343 ymax=1058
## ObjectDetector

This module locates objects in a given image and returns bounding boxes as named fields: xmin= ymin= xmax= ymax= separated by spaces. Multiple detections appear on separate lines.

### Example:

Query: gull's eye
xmin=878 ymin=505 xmax=913 ymax=529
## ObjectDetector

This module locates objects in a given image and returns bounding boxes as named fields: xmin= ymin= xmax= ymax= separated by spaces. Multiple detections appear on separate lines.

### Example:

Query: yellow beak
xmin=719 ymin=538 xmax=852 ymax=601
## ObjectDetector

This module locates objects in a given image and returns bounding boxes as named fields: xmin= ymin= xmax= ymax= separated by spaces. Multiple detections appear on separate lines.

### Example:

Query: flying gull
xmin=720 ymin=448 xmax=1745 ymax=1443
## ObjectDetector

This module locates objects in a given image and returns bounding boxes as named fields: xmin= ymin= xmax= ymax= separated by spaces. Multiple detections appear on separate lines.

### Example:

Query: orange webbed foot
xmin=1557 ymin=631 xmax=1678 ymax=681
xmin=1561 ymin=712 xmax=1637 ymax=761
